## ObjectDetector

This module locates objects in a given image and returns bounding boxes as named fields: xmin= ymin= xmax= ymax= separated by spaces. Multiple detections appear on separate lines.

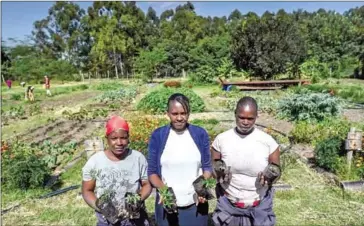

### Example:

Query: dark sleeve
xmin=147 ymin=130 xmax=159 ymax=177
xmin=201 ymin=129 xmax=213 ymax=172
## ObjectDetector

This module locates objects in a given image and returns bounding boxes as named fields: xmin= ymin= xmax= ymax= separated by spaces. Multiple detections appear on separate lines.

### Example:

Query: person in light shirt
xmin=147 ymin=93 xmax=212 ymax=226
xmin=211 ymin=96 xmax=280 ymax=226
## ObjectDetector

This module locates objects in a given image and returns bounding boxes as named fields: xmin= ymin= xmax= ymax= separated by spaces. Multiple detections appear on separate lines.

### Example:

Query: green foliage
xmin=314 ymin=137 xmax=343 ymax=173
xmin=95 ymin=86 xmax=137 ymax=104
xmin=28 ymin=104 xmax=42 ymax=116
xmin=134 ymin=47 xmax=168 ymax=82
xmin=226 ymin=91 xmax=282 ymax=114
xmin=137 ymin=87 xmax=205 ymax=114
xmin=37 ymin=140 xmax=77 ymax=169
xmin=290 ymin=118 xmax=353 ymax=146
xmin=158 ymin=185 xmax=175 ymax=209
xmin=277 ymin=93 xmax=342 ymax=122
xmin=94 ymin=82 xmax=125 ymax=91
xmin=125 ymin=193 xmax=141 ymax=205
xmin=231 ymin=10 xmax=306 ymax=79
xmin=203 ymin=178 xmax=216 ymax=189
xmin=62 ymin=106 xmax=108 ymax=121
xmin=1 ymin=141 xmax=51 ymax=190
xmin=10 ymin=93 xmax=22 ymax=101
xmin=189 ymin=65 xmax=218 ymax=84
xmin=299 ymin=58 xmax=329 ymax=80
xmin=2 ymin=106 xmax=26 ymax=119
xmin=217 ymin=57 xmax=238 ymax=79
xmin=295 ymin=83 xmax=364 ymax=104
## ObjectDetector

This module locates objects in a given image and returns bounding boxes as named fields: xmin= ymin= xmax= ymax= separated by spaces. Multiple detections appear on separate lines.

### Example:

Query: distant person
xmin=25 ymin=86 xmax=35 ymax=102
xmin=6 ymin=79 xmax=12 ymax=89
xmin=20 ymin=81 xmax=26 ymax=87
xmin=44 ymin=75 xmax=52 ymax=96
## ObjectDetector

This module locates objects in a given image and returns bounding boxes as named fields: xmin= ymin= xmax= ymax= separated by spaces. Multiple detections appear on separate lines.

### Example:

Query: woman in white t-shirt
xmin=211 ymin=96 xmax=280 ymax=226
xmin=148 ymin=93 xmax=213 ymax=226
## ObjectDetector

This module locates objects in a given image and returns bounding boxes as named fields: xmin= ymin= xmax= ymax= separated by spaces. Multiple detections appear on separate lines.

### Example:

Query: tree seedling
xmin=158 ymin=185 xmax=177 ymax=213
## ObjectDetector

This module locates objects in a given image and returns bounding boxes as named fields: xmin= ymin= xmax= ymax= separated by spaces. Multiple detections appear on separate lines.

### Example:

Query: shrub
xmin=137 ymin=87 xmax=205 ymax=114
xmin=189 ymin=65 xmax=218 ymax=84
xmin=277 ymin=93 xmax=342 ymax=122
xmin=290 ymin=118 xmax=354 ymax=146
xmin=1 ymin=141 xmax=51 ymax=190
xmin=315 ymin=137 xmax=343 ymax=173
xmin=37 ymin=140 xmax=77 ymax=169
xmin=164 ymin=80 xmax=181 ymax=88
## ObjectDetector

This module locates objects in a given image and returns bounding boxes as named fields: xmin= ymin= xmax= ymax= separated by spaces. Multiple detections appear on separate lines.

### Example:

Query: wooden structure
xmin=345 ymin=127 xmax=363 ymax=170
xmin=218 ymin=77 xmax=311 ymax=91
xmin=84 ymin=137 xmax=104 ymax=159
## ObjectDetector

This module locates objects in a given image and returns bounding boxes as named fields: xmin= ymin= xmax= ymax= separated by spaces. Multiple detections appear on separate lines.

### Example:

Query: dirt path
xmin=39 ymin=90 xmax=101 ymax=111
xmin=20 ymin=119 xmax=104 ymax=145
xmin=342 ymin=108 xmax=364 ymax=123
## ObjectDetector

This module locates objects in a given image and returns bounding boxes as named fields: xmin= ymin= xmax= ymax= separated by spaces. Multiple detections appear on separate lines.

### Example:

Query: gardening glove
xmin=158 ymin=187 xmax=178 ymax=214
xmin=259 ymin=163 xmax=281 ymax=186
xmin=213 ymin=159 xmax=232 ymax=184
xmin=124 ymin=192 xmax=143 ymax=219
xmin=95 ymin=195 xmax=120 ymax=225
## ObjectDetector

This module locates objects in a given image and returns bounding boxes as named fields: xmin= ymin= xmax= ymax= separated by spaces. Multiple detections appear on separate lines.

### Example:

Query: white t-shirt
xmin=160 ymin=129 xmax=202 ymax=207
xmin=212 ymin=127 xmax=279 ymax=203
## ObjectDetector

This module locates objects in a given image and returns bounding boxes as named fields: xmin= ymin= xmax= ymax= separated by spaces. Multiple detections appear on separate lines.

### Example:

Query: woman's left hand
xmin=198 ymin=196 xmax=207 ymax=204
xmin=258 ymin=172 xmax=268 ymax=186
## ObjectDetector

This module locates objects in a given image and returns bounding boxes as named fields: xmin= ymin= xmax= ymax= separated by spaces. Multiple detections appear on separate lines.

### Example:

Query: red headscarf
xmin=105 ymin=116 xmax=129 ymax=136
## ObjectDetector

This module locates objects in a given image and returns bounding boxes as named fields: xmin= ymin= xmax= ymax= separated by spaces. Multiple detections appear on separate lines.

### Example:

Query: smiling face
xmin=167 ymin=100 xmax=189 ymax=132
xmin=106 ymin=129 xmax=129 ymax=157
xmin=235 ymin=104 xmax=257 ymax=134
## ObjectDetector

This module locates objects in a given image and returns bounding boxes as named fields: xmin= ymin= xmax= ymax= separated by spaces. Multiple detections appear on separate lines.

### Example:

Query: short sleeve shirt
xmin=212 ymin=128 xmax=279 ymax=202
xmin=82 ymin=150 xmax=148 ymax=208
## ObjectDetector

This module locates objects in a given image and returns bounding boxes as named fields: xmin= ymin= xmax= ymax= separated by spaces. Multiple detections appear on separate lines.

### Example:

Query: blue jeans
xmin=155 ymin=202 xmax=209 ymax=226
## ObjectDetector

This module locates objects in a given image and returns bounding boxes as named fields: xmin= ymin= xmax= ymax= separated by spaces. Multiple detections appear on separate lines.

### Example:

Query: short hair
xmin=235 ymin=96 xmax=258 ymax=115
xmin=167 ymin=93 xmax=190 ymax=114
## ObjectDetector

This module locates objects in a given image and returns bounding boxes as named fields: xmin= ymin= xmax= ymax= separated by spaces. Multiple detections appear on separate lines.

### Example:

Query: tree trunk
xmin=1 ymin=73 xmax=5 ymax=85
xmin=79 ymin=70 xmax=84 ymax=82
xmin=119 ymin=61 xmax=124 ymax=78
xmin=88 ymin=72 xmax=91 ymax=85
xmin=107 ymin=70 xmax=110 ymax=80
xmin=114 ymin=63 xmax=119 ymax=79
xmin=182 ymin=68 xmax=186 ymax=78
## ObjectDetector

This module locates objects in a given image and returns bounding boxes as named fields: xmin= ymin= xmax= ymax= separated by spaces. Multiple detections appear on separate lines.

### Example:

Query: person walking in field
xmin=211 ymin=96 xmax=281 ymax=226
xmin=6 ymin=79 xmax=12 ymax=89
xmin=44 ymin=75 xmax=52 ymax=96
xmin=25 ymin=86 xmax=35 ymax=102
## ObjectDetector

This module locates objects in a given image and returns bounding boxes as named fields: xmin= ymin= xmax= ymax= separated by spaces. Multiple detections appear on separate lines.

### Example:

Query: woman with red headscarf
xmin=82 ymin=115 xmax=152 ymax=226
